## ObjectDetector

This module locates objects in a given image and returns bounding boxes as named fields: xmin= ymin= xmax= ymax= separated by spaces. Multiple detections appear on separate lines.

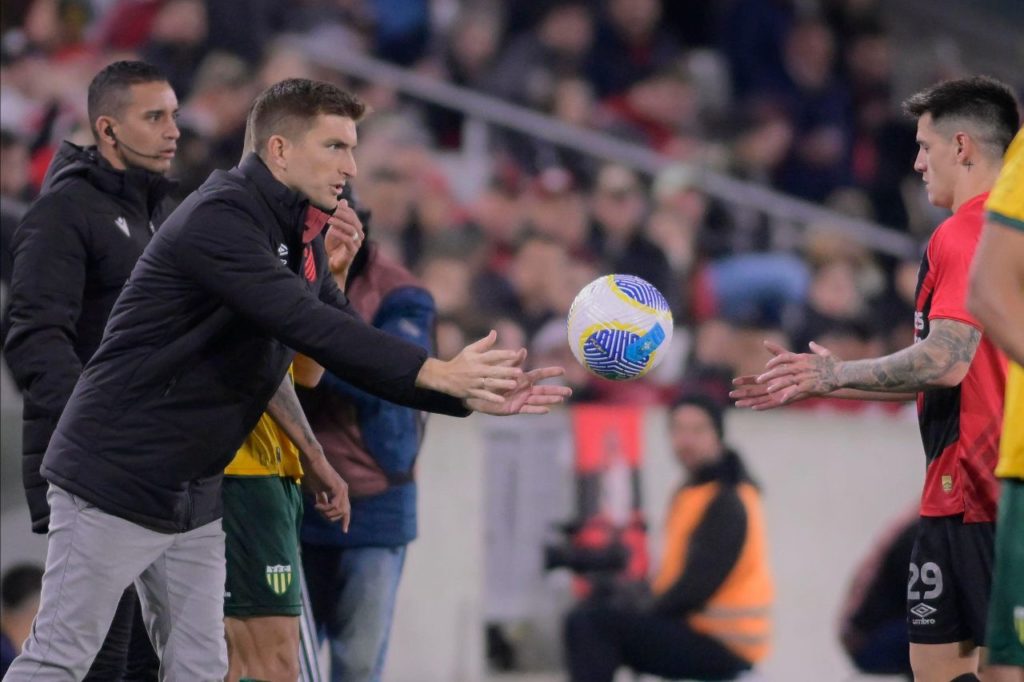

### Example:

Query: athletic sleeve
xmin=925 ymin=227 xmax=981 ymax=329
xmin=174 ymin=202 xmax=468 ymax=417
xmin=652 ymin=486 xmax=748 ymax=617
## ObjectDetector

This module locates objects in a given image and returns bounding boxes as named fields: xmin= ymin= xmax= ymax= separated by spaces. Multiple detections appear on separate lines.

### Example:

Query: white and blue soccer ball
xmin=566 ymin=274 xmax=673 ymax=381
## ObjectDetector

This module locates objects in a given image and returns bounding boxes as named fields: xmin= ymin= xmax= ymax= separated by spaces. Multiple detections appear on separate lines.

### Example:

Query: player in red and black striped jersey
xmin=732 ymin=76 xmax=1020 ymax=681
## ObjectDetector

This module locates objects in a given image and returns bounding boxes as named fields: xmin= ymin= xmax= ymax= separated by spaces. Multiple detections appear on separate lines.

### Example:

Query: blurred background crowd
xmin=1 ymin=0 xmax=1021 ymax=408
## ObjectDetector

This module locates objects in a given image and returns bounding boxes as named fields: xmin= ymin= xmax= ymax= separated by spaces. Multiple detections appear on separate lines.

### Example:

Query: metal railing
xmin=293 ymin=34 xmax=921 ymax=260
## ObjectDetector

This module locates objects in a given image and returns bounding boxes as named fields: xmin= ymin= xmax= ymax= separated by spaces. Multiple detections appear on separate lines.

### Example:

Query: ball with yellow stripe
xmin=566 ymin=274 xmax=673 ymax=381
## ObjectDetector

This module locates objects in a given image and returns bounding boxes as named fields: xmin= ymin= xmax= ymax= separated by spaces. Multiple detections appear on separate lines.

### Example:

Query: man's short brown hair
xmin=248 ymin=78 xmax=366 ymax=156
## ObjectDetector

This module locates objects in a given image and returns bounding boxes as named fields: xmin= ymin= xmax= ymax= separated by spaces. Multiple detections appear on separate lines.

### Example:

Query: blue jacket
xmin=300 ymin=245 xmax=434 ymax=547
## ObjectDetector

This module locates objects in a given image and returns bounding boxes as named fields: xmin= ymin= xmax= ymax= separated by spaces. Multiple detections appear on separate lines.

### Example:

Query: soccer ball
xmin=566 ymin=274 xmax=673 ymax=381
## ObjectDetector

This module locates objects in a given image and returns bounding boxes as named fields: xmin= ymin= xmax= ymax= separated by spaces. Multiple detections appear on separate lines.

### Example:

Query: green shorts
xmin=223 ymin=475 xmax=303 ymax=617
xmin=987 ymin=478 xmax=1024 ymax=666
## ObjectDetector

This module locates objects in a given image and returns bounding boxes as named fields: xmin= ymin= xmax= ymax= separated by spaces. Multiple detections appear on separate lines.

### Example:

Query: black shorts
xmin=907 ymin=514 xmax=994 ymax=645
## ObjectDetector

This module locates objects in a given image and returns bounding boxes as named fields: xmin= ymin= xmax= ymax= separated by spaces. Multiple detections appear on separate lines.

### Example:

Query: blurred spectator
xmin=731 ymin=105 xmax=796 ymax=187
xmin=467 ymin=170 xmax=529 ymax=277
xmin=488 ymin=1 xmax=594 ymax=111
xmin=205 ymin=0 xmax=299 ymax=65
xmin=21 ymin=0 xmax=92 ymax=61
xmin=597 ymin=66 xmax=701 ymax=154
xmin=719 ymin=0 xmax=795 ymax=99
xmin=769 ymin=18 xmax=854 ymax=202
xmin=587 ymin=163 xmax=674 ymax=308
xmin=523 ymin=167 xmax=592 ymax=260
xmin=842 ymin=28 xmax=918 ymax=228
xmin=1 ymin=563 xmax=44 ymax=677
xmin=94 ymin=0 xmax=163 ymax=52
xmin=838 ymin=506 xmax=917 ymax=679
xmin=679 ymin=318 xmax=739 ymax=406
xmin=368 ymin=0 xmax=431 ymax=65
xmin=171 ymin=52 xmax=255 ymax=197
xmin=140 ymin=0 xmax=209 ymax=100
xmin=1 ymin=130 xmax=31 ymax=289
xmin=872 ymin=258 xmax=919 ymax=354
xmin=418 ymin=251 xmax=476 ymax=327
xmin=422 ymin=7 xmax=502 ymax=148
xmin=587 ymin=0 xmax=682 ymax=98
xmin=494 ymin=232 xmax=571 ymax=337
xmin=258 ymin=40 xmax=318 ymax=87
xmin=563 ymin=396 xmax=773 ymax=681
xmin=662 ymin=0 xmax=720 ymax=48
xmin=788 ymin=259 xmax=870 ymax=352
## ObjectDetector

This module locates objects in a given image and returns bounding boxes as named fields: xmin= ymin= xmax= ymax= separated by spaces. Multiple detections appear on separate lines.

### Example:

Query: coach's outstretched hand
xmin=467 ymin=349 xmax=572 ymax=416
xmin=416 ymin=330 xmax=525 ymax=403
xmin=730 ymin=340 xmax=838 ymax=410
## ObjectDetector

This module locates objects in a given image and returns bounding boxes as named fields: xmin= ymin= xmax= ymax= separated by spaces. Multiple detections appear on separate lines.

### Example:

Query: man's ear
xmin=266 ymin=134 xmax=290 ymax=171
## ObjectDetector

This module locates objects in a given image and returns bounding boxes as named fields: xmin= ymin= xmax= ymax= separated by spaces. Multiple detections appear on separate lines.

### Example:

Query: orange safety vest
xmin=652 ymin=481 xmax=774 ymax=663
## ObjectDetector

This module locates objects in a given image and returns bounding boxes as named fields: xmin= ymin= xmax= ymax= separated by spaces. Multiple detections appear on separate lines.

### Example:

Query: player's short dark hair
xmin=1 ymin=563 xmax=43 ymax=611
xmin=87 ymin=60 xmax=169 ymax=130
xmin=249 ymin=78 xmax=366 ymax=156
xmin=902 ymin=76 xmax=1020 ymax=156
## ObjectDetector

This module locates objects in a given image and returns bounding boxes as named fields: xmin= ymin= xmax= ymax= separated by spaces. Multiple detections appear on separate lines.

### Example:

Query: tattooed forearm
xmin=267 ymin=374 xmax=323 ymax=457
xmin=837 ymin=319 xmax=980 ymax=392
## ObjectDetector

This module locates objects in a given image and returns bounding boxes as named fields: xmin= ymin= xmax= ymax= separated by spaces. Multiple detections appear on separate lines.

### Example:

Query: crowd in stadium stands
xmin=0 ymin=0 xmax=986 ymax=408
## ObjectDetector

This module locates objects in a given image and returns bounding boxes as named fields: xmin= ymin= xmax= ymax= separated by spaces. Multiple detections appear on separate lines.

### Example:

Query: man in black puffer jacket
xmin=4 ymin=60 xmax=178 ymax=681
xmin=6 ymin=78 xmax=570 ymax=681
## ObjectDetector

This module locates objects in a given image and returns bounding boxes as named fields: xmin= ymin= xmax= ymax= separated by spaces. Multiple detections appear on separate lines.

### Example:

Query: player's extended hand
xmin=751 ymin=340 xmax=841 ymax=405
xmin=418 ymin=330 xmax=524 ymax=403
xmin=466 ymin=349 xmax=573 ymax=415
xmin=324 ymin=199 xmax=364 ymax=278
xmin=729 ymin=374 xmax=788 ymax=411
xmin=302 ymin=453 xmax=351 ymax=532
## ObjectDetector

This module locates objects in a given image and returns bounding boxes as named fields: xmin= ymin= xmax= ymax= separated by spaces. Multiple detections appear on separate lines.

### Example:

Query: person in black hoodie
xmin=6 ymin=78 xmax=570 ymax=681
xmin=4 ymin=60 xmax=179 ymax=681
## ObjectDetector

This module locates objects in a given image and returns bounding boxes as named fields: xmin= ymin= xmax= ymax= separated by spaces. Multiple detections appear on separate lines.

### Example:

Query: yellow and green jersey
xmin=986 ymin=129 xmax=1024 ymax=479
xmin=224 ymin=366 xmax=303 ymax=480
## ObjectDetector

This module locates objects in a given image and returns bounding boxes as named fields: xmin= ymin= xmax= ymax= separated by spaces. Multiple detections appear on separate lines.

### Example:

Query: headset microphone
xmin=105 ymin=125 xmax=169 ymax=160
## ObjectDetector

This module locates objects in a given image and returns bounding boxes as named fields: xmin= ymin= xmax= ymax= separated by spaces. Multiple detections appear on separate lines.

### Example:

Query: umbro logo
xmin=910 ymin=603 xmax=937 ymax=618
xmin=114 ymin=216 xmax=130 ymax=237
xmin=277 ymin=243 xmax=289 ymax=265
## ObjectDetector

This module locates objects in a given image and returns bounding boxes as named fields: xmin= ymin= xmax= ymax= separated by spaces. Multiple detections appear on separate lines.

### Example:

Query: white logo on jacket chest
xmin=114 ymin=216 xmax=130 ymax=237
xmin=277 ymin=243 xmax=289 ymax=265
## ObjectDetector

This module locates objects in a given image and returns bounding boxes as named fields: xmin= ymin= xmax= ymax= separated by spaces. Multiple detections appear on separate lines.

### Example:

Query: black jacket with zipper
xmin=41 ymin=153 xmax=469 ymax=533
xmin=4 ymin=142 xmax=174 ymax=533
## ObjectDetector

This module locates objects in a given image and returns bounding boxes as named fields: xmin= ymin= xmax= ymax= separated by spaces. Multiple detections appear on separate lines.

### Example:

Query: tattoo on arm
xmin=267 ymin=374 xmax=322 ymax=457
xmin=838 ymin=319 xmax=980 ymax=392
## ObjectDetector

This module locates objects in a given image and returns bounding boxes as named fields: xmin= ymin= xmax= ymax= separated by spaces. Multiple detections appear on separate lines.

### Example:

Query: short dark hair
xmin=249 ymin=78 xmax=366 ymax=156
xmin=670 ymin=393 xmax=726 ymax=440
xmin=87 ymin=60 xmax=169 ymax=131
xmin=902 ymin=76 xmax=1020 ymax=156
xmin=1 ymin=563 xmax=43 ymax=611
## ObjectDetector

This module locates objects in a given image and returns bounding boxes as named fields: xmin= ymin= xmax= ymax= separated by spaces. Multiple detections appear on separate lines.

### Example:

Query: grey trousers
xmin=5 ymin=485 xmax=228 ymax=682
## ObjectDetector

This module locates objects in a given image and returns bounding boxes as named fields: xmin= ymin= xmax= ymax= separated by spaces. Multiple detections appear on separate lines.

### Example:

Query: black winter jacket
xmin=4 ymin=142 xmax=174 ymax=533
xmin=41 ymin=154 xmax=468 ymax=533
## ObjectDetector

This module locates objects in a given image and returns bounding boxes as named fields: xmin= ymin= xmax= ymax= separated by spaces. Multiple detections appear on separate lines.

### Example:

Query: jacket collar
xmin=686 ymin=449 xmax=755 ymax=488
xmin=44 ymin=141 xmax=175 ymax=216
xmin=238 ymin=153 xmax=309 ymax=237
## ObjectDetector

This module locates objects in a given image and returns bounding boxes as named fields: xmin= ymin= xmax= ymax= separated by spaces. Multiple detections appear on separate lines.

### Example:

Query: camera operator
xmin=563 ymin=395 xmax=774 ymax=681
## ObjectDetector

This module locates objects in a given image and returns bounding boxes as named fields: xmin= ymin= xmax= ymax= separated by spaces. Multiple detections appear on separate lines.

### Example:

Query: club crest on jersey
xmin=265 ymin=564 xmax=292 ymax=595
xmin=114 ymin=216 xmax=130 ymax=237
xmin=277 ymin=243 xmax=289 ymax=266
